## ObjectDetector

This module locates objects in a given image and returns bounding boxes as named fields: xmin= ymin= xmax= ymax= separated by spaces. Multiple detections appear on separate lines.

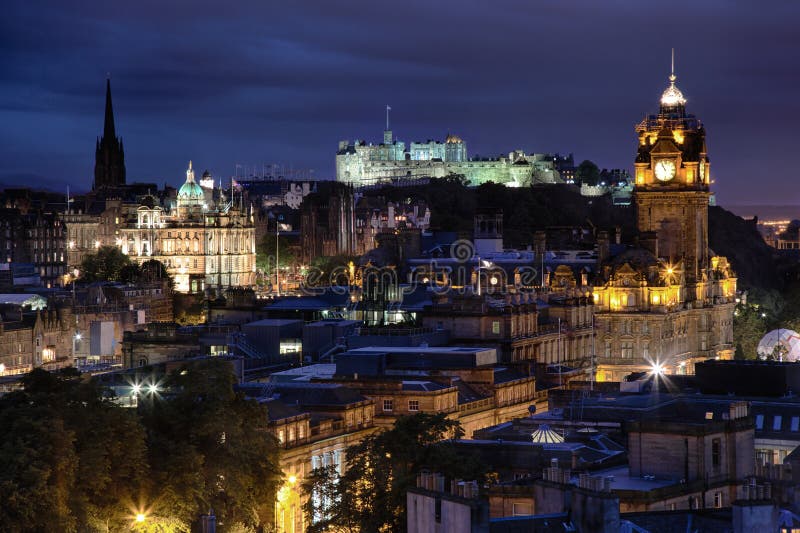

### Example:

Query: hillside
xmin=364 ymin=178 xmax=779 ymax=290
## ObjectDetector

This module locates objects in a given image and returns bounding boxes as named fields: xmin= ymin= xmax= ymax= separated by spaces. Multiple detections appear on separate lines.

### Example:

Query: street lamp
xmin=73 ymin=332 xmax=82 ymax=365
xmin=276 ymin=222 xmax=280 ymax=297
xmin=651 ymin=362 xmax=664 ymax=376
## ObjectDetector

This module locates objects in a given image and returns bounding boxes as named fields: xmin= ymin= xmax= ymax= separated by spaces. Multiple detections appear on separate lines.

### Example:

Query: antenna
xmin=386 ymin=105 xmax=391 ymax=130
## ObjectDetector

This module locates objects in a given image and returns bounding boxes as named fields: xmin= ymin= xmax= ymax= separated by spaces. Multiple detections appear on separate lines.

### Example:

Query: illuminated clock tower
xmin=633 ymin=56 xmax=711 ymax=288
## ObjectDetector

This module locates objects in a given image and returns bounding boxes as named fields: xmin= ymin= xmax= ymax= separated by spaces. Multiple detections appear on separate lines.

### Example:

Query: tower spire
xmin=94 ymin=77 xmax=126 ymax=190
xmin=670 ymin=48 xmax=676 ymax=83
xmin=104 ymin=78 xmax=116 ymax=140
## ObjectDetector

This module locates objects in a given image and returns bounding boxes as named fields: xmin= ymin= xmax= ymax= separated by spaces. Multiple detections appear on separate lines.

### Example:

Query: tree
xmin=0 ymin=368 xmax=149 ymax=532
xmin=302 ymin=413 xmax=485 ymax=533
xmin=733 ymin=303 xmax=768 ymax=359
xmin=575 ymin=160 xmax=601 ymax=186
xmin=305 ymin=255 xmax=358 ymax=288
xmin=257 ymin=233 xmax=297 ymax=275
xmin=140 ymin=358 xmax=281 ymax=529
xmin=80 ymin=245 xmax=135 ymax=282
xmin=0 ymin=404 xmax=77 ymax=532
xmin=140 ymin=259 xmax=174 ymax=289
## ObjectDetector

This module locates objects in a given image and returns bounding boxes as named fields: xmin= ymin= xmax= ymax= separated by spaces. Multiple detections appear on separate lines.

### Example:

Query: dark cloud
xmin=1 ymin=0 xmax=799 ymax=205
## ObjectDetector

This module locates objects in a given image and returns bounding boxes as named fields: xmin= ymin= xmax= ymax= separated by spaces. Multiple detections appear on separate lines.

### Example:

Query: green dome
xmin=178 ymin=181 xmax=204 ymax=200
xmin=178 ymin=160 xmax=205 ymax=205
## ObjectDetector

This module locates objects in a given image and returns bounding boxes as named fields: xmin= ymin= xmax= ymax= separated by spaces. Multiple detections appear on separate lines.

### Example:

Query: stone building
xmin=590 ymin=63 xmax=736 ymax=382
xmin=336 ymin=128 xmax=563 ymax=187
xmin=421 ymin=291 xmax=594 ymax=370
xmin=299 ymin=181 xmax=356 ymax=262
xmin=0 ymin=208 xmax=67 ymax=288
xmin=0 ymin=298 xmax=73 ymax=376
xmin=118 ymin=162 xmax=256 ymax=293
xmin=270 ymin=345 xmax=539 ymax=439
xmin=354 ymin=198 xmax=430 ymax=256
xmin=63 ymin=209 xmax=99 ymax=272
xmin=245 ymin=383 xmax=379 ymax=533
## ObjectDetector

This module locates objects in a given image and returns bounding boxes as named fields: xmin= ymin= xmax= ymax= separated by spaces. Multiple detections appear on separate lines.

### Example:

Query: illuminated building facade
xmin=592 ymin=61 xmax=737 ymax=381
xmin=118 ymin=162 xmax=256 ymax=293
xmin=336 ymin=128 xmax=563 ymax=186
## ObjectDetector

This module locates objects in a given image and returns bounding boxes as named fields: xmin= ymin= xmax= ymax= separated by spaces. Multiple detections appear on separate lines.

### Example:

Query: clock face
xmin=654 ymin=160 xmax=676 ymax=182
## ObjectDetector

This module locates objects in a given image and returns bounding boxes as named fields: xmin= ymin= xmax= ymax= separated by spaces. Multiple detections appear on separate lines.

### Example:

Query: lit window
xmin=774 ymin=415 xmax=782 ymax=431
xmin=512 ymin=502 xmax=532 ymax=516
xmin=383 ymin=399 xmax=393 ymax=412
xmin=408 ymin=400 xmax=420 ymax=412
xmin=492 ymin=321 xmax=500 ymax=334
xmin=755 ymin=414 xmax=764 ymax=429
xmin=621 ymin=342 xmax=633 ymax=358
xmin=791 ymin=417 xmax=799 ymax=432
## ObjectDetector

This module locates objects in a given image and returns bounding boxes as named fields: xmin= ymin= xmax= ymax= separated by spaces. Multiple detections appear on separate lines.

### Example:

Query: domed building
xmin=590 ymin=56 xmax=737 ymax=382
xmin=176 ymin=161 xmax=205 ymax=216
xmin=118 ymin=161 xmax=256 ymax=293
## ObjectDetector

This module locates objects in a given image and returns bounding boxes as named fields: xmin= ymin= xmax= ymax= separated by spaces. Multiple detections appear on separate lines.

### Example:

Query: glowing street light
xmin=135 ymin=513 xmax=146 ymax=523
xmin=651 ymin=363 xmax=664 ymax=376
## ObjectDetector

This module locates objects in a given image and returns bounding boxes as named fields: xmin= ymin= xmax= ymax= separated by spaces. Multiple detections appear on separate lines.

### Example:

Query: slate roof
xmin=273 ymin=383 xmax=370 ymax=407
xmin=401 ymin=380 xmax=450 ymax=392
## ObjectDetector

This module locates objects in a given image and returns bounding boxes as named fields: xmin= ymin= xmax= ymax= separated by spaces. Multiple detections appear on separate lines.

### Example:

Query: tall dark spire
xmin=103 ymin=78 xmax=116 ymax=140
xmin=94 ymin=78 xmax=126 ymax=190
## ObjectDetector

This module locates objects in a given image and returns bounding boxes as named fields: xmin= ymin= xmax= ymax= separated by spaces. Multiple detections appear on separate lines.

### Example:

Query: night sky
xmin=2 ymin=0 xmax=799 ymax=206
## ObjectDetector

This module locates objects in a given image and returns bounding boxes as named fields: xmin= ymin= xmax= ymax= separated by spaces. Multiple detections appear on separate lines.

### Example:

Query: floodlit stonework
xmin=336 ymin=128 xmax=563 ymax=186
xmin=592 ymin=65 xmax=736 ymax=382
xmin=118 ymin=162 xmax=256 ymax=293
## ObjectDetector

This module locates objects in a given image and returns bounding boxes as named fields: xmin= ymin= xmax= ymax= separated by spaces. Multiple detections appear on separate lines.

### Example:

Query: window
xmin=492 ymin=321 xmax=500 ymax=334
xmin=791 ymin=417 xmax=799 ymax=432
xmin=713 ymin=492 xmax=722 ymax=509
xmin=642 ymin=342 xmax=649 ymax=359
xmin=773 ymin=415 xmax=783 ymax=431
xmin=512 ymin=502 xmax=532 ymax=516
xmin=621 ymin=341 xmax=633 ymax=358
xmin=712 ymin=438 xmax=720 ymax=469
xmin=755 ymin=414 xmax=764 ymax=429
xmin=408 ymin=400 xmax=420 ymax=412
xmin=383 ymin=399 xmax=393 ymax=412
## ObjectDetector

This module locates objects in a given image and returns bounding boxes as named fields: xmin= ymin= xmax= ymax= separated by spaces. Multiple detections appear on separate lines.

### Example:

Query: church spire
xmin=103 ymin=78 xmax=116 ymax=140
xmin=94 ymin=78 xmax=126 ymax=190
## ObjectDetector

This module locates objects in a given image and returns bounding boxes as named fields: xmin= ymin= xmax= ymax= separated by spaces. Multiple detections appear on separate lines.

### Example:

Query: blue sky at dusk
xmin=2 ymin=0 xmax=799 ymax=205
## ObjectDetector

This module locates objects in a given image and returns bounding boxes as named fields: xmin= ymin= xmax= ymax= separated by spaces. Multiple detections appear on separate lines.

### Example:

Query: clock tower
xmin=633 ymin=56 xmax=710 ymax=288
